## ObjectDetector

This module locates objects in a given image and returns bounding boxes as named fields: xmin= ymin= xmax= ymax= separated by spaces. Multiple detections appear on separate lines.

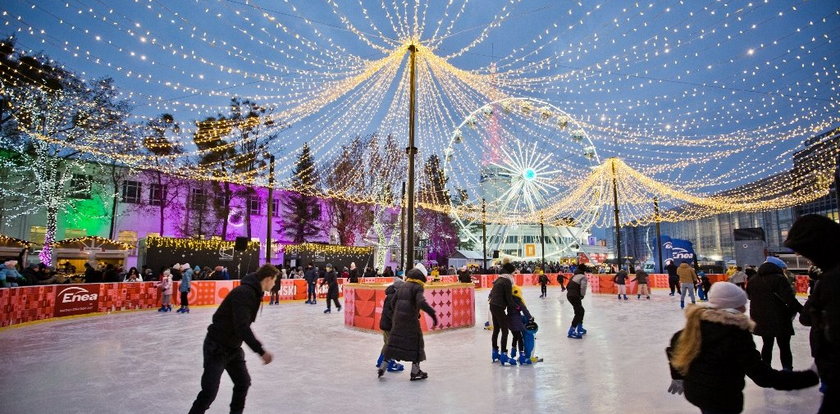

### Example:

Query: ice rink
xmin=0 ymin=286 xmax=821 ymax=413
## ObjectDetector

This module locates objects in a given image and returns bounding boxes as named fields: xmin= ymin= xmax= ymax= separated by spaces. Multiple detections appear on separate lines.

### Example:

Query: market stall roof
xmin=0 ymin=234 xmax=32 ymax=248
xmin=53 ymin=236 xmax=133 ymax=250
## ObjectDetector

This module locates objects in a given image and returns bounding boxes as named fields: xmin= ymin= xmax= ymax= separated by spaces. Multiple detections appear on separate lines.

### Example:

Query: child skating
xmin=566 ymin=266 xmax=588 ymax=338
xmin=614 ymin=269 xmax=629 ymax=300
xmin=508 ymin=285 xmax=533 ymax=365
xmin=538 ymin=273 xmax=550 ymax=298
xmin=156 ymin=269 xmax=173 ymax=312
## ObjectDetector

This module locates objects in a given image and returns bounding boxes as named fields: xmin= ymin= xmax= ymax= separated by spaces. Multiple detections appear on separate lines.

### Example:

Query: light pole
xmin=404 ymin=44 xmax=418 ymax=270
xmin=265 ymin=153 xmax=275 ymax=264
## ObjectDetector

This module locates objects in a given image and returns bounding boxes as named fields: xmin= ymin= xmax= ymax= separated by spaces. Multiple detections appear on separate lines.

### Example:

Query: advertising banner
xmin=54 ymin=284 xmax=101 ymax=317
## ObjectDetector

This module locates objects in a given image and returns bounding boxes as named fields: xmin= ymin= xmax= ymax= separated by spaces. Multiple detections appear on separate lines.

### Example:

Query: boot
xmin=617 ymin=294 xmax=621 ymax=300
xmin=680 ymin=300 xmax=685 ymax=309
xmin=376 ymin=354 xmax=384 ymax=368
xmin=305 ymin=300 xmax=311 ymax=304
xmin=157 ymin=305 xmax=166 ymax=312
xmin=647 ymin=296 xmax=651 ymax=300
xmin=387 ymin=360 xmax=404 ymax=372
xmin=324 ymin=309 xmax=331 ymax=314
xmin=577 ymin=324 xmax=587 ymax=335
xmin=623 ymin=295 xmax=628 ymax=300
xmin=184 ymin=307 xmax=189 ymax=313
xmin=518 ymin=354 xmax=531 ymax=365
xmin=176 ymin=306 xmax=184 ymax=313
xmin=499 ymin=352 xmax=513 ymax=366
xmin=337 ymin=305 xmax=342 ymax=312
xmin=377 ymin=360 xmax=388 ymax=378
xmin=637 ymin=294 xmax=641 ymax=299
xmin=567 ymin=326 xmax=582 ymax=339
xmin=410 ymin=370 xmax=428 ymax=381
xmin=166 ymin=305 xmax=172 ymax=312
xmin=492 ymin=349 xmax=500 ymax=363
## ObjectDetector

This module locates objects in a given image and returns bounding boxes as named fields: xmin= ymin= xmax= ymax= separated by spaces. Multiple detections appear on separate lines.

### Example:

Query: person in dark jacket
xmin=785 ymin=214 xmax=840 ymax=414
xmin=556 ymin=273 xmax=566 ymax=291
xmin=666 ymin=260 xmax=681 ymax=296
xmin=457 ymin=266 xmax=472 ymax=284
xmin=567 ymin=266 xmax=589 ymax=338
xmin=666 ymin=282 xmax=818 ymax=414
xmin=508 ymin=284 xmax=533 ymax=365
xmin=348 ymin=262 xmax=360 ymax=283
xmin=103 ymin=263 xmax=120 ymax=283
xmin=380 ymin=265 xmax=438 ymax=381
xmin=375 ymin=277 xmax=405 ymax=374
xmin=538 ymin=273 xmax=550 ymax=298
xmin=632 ymin=269 xmax=650 ymax=300
xmin=488 ymin=261 xmax=516 ymax=365
xmin=746 ymin=258 xmax=802 ymax=371
xmin=188 ymin=264 xmax=279 ymax=414
xmin=83 ymin=262 xmax=101 ymax=284
xmin=320 ymin=263 xmax=341 ymax=313
xmin=614 ymin=269 xmax=629 ymax=300
xmin=303 ymin=263 xmax=317 ymax=305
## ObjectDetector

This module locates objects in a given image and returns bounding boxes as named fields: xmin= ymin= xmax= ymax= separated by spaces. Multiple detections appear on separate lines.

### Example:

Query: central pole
xmin=400 ymin=181 xmax=406 ymax=271
xmin=540 ymin=218 xmax=546 ymax=269
xmin=482 ymin=198 xmax=487 ymax=270
xmin=404 ymin=44 xmax=418 ymax=271
xmin=611 ymin=158 xmax=622 ymax=271
xmin=265 ymin=154 xmax=275 ymax=264
xmin=654 ymin=196 xmax=663 ymax=273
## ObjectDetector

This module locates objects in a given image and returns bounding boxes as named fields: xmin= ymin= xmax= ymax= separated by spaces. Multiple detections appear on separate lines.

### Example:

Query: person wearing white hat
xmin=666 ymin=282 xmax=818 ymax=413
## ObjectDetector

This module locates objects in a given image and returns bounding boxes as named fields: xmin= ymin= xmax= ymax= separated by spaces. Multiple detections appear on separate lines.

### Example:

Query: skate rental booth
xmin=51 ymin=236 xmax=133 ymax=274
xmin=342 ymin=282 xmax=476 ymax=333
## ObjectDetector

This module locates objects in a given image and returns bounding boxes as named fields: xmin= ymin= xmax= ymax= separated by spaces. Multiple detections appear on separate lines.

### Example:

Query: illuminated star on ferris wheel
xmin=490 ymin=140 xmax=561 ymax=214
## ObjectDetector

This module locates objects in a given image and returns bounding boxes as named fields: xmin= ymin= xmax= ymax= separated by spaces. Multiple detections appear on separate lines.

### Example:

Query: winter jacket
xmin=348 ymin=268 xmax=360 ymax=283
xmin=0 ymin=264 xmax=22 ymax=287
xmin=746 ymin=263 xmax=801 ymax=337
xmin=157 ymin=275 xmax=173 ymax=295
xmin=613 ymin=270 xmax=629 ymax=285
xmin=180 ymin=268 xmax=193 ymax=293
xmin=566 ymin=273 xmax=588 ymax=299
xmin=667 ymin=307 xmax=819 ymax=413
xmin=508 ymin=296 xmax=532 ymax=332
xmin=729 ymin=271 xmax=748 ymax=285
xmin=320 ymin=270 xmax=339 ymax=299
xmin=458 ymin=270 xmax=472 ymax=284
xmin=205 ymin=274 xmax=266 ymax=355
xmin=632 ymin=270 xmax=649 ymax=284
xmin=383 ymin=280 xmax=437 ymax=362
xmin=677 ymin=263 xmax=698 ymax=284
xmin=666 ymin=262 xmax=679 ymax=279
xmin=488 ymin=275 xmax=515 ymax=308
xmin=538 ymin=274 xmax=550 ymax=286
xmin=379 ymin=278 xmax=404 ymax=331
xmin=303 ymin=267 xmax=318 ymax=284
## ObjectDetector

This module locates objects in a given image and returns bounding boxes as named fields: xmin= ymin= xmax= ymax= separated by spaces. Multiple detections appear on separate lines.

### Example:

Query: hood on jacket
xmin=240 ymin=273 xmax=262 ymax=294
xmin=679 ymin=262 xmax=691 ymax=268
xmin=784 ymin=214 xmax=840 ymax=270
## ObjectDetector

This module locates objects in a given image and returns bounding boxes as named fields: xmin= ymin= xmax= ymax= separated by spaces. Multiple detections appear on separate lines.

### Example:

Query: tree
xmin=0 ymin=38 xmax=130 ymax=264
xmin=417 ymin=154 xmax=458 ymax=264
xmin=324 ymin=136 xmax=373 ymax=246
xmin=189 ymin=116 xmax=234 ymax=238
xmin=359 ymin=134 xmax=403 ymax=269
xmin=282 ymin=143 xmax=323 ymax=243
xmin=136 ymin=113 xmax=185 ymax=236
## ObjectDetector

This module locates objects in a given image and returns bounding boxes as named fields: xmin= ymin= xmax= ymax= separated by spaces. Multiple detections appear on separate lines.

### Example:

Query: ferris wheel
xmin=442 ymin=97 xmax=602 ymax=260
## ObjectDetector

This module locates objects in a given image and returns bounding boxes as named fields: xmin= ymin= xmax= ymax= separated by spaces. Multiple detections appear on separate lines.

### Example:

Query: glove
xmin=667 ymin=379 xmax=684 ymax=395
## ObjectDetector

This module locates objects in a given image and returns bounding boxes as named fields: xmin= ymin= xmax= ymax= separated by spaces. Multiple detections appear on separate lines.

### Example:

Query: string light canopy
xmin=0 ymin=1 xmax=838 ymax=227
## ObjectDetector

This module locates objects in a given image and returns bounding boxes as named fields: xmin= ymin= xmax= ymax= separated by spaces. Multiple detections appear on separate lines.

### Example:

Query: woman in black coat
xmin=667 ymin=282 xmax=818 ymax=413
xmin=746 ymin=261 xmax=802 ymax=371
xmin=320 ymin=264 xmax=341 ymax=313
xmin=382 ymin=268 xmax=438 ymax=381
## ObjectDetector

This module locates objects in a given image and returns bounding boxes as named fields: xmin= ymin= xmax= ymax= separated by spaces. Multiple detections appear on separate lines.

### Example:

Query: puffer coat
xmin=383 ymin=280 xmax=437 ymax=362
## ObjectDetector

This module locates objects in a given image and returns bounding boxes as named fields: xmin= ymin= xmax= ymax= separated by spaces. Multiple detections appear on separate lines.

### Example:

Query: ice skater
xmin=666 ymin=260 xmax=681 ymax=296
xmin=746 ymin=257 xmax=802 ymax=372
xmin=677 ymin=261 xmax=700 ymax=309
xmin=728 ymin=266 xmax=748 ymax=290
xmin=321 ymin=263 xmax=341 ymax=313
xmin=538 ymin=272 xmax=550 ymax=298
xmin=375 ymin=275 xmax=405 ymax=374
xmin=508 ymin=284 xmax=533 ymax=365
xmin=188 ymin=264 xmax=278 ymax=414
xmin=177 ymin=263 xmax=192 ymax=313
xmin=489 ymin=260 xmax=517 ymax=365
xmin=556 ymin=273 xmax=566 ymax=291
xmin=632 ymin=268 xmax=650 ymax=300
xmin=566 ymin=265 xmax=588 ymax=339
xmin=156 ymin=269 xmax=173 ymax=312
xmin=379 ymin=265 xmax=438 ymax=381
xmin=666 ymin=282 xmax=819 ymax=414
xmin=614 ymin=268 xmax=629 ymax=300
xmin=303 ymin=263 xmax=317 ymax=305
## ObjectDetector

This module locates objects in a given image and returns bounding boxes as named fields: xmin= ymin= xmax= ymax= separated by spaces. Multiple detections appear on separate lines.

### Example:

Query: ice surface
xmin=0 ymin=287 xmax=821 ymax=413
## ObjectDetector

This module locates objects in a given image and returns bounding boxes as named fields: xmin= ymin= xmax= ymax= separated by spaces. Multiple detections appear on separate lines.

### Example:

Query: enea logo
xmin=58 ymin=286 xmax=99 ymax=304
xmin=54 ymin=284 xmax=101 ymax=317
xmin=672 ymin=247 xmax=694 ymax=260
xmin=663 ymin=241 xmax=674 ymax=250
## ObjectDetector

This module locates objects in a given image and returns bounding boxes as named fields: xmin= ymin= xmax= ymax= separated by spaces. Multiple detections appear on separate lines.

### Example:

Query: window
xmin=121 ymin=180 xmax=142 ymax=203
xmin=249 ymin=196 xmax=261 ymax=215
xmin=65 ymin=228 xmax=86 ymax=239
xmin=215 ymin=191 xmax=231 ymax=209
xmin=149 ymin=184 xmax=166 ymax=206
xmin=29 ymin=226 xmax=46 ymax=244
xmin=190 ymin=188 xmax=207 ymax=210
xmin=69 ymin=174 xmax=92 ymax=199
xmin=271 ymin=198 xmax=280 ymax=217
xmin=523 ymin=235 xmax=536 ymax=244
xmin=505 ymin=235 xmax=518 ymax=244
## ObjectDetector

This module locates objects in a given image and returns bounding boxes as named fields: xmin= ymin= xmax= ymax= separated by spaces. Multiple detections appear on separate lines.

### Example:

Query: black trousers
xmin=489 ymin=304 xmax=510 ymax=352
xmin=511 ymin=330 xmax=524 ymax=352
xmin=669 ymin=278 xmax=681 ymax=294
xmin=326 ymin=295 xmax=340 ymax=310
xmin=307 ymin=282 xmax=317 ymax=302
xmin=540 ymin=284 xmax=547 ymax=296
xmin=189 ymin=337 xmax=251 ymax=414
xmin=180 ymin=291 xmax=189 ymax=307
xmin=568 ymin=296 xmax=585 ymax=327
xmin=760 ymin=334 xmax=792 ymax=370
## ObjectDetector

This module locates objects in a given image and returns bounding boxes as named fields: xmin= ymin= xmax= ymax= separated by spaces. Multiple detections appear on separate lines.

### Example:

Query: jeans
xmin=307 ymin=282 xmax=316 ymax=302
xmin=188 ymin=337 xmax=251 ymax=414
xmin=489 ymin=304 xmax=509 ymax=352
xmin=568 ymin=296 xmax=585 ymax=326
xmin=680 ymin=283 xmax=696 ymax=303
xmin=760 ymin=334 xmax=792 ymax=370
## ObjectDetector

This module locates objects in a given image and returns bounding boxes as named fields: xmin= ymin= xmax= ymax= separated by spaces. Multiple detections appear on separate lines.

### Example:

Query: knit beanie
xmin=764 ymin=256 xmax=786 ymax=270
xmin=414 ymin=263 xmax=428 ymax=277
xmin=708 ymin=282 xmax=748 ymax=310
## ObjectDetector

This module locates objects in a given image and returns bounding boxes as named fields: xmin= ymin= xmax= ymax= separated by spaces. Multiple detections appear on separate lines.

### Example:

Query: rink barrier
xmin=0 ymin=274 xmax=811 ymax=328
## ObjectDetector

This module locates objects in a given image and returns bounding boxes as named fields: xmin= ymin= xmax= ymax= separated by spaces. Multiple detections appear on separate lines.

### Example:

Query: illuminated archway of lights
xmin=2 ymin=1 xmax=839 ymax=226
